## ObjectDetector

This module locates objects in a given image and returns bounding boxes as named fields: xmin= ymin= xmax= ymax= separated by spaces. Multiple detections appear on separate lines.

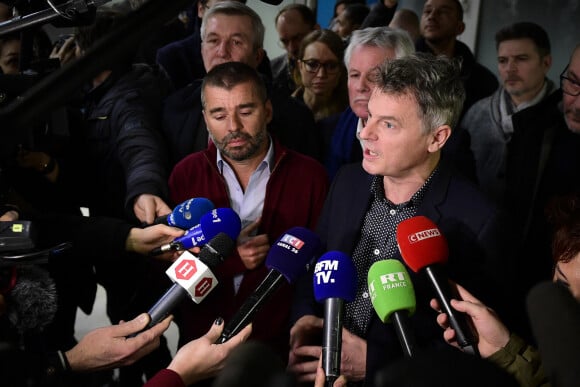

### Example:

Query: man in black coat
xmin=289 ymin=54 xmax=514 ymax=385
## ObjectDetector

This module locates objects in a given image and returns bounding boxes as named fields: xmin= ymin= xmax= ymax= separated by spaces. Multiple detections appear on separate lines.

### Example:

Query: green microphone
xmin=368 ymin=259 xmax=417 ymax=358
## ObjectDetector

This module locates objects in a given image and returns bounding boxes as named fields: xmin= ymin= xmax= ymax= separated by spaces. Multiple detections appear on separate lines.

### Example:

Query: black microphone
xmin=0 ymin=265 xmax=58 ymax=333
xmin=313 ymin=251 xmax=357 ymax=385
xmin=216 ymin=227 xmax=321 ymax=343
xmin=527 ymin=281 xmax=580 ymax=387
xmin=139 ymin=233 xmax=235 ymax=333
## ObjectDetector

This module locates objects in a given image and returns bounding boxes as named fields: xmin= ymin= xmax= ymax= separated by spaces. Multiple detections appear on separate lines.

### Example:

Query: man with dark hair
xmin=72 ymin=9 xmax=171 ymax=225
xmin=462 ymin=32 xmax=580 ymax=318
xmin=416 ymin=0 xmax=498 ymax=118
xmin=461 ymin=22 xmax=555 ymax=203
xmin=271 ymin=3 xmax=319 ymax=97
xmin=290 ymin=53 xmax=511 ymax=385
xmin=162 ymin=1 xmax=321 ymax=168
xmin=168 ymin=61 xmax=328 ymax=371
xmin=332 ymin=3 xmax=369 ymax=42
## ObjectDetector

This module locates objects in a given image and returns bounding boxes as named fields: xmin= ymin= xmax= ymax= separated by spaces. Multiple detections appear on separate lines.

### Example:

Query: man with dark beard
xmin=167 ymin=62 xmax=328 ymax=378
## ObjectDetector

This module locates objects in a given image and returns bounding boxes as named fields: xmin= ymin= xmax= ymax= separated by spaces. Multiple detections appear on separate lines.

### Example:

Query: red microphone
xmin=396 ymin=216 xmax=479 ymax=356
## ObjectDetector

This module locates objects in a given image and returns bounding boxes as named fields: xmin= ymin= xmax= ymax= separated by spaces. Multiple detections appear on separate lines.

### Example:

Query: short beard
xmin=213 ymin=130 xmax=267 ymax=161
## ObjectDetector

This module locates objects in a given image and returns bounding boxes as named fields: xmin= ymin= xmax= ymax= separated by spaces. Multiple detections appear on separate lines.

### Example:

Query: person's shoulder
xmin=164 ymin=80 xmax=202 ymax=108
xmin=172 ymin=149 xmax=210 ymax=174
xmin=462 ymin=92 xmax=495 ymax=124
xmin=442 ymin=162 xmax=496 ymax=211
xmin=270 ymin=54 xmax=287 ymax=69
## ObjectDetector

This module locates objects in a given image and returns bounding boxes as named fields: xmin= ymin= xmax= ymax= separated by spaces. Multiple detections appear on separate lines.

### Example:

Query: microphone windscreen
xmin=199 ymin=232 xmax=235 ymax=267
xmin=527 ymin=281 xmax=580 ymax=387
xmin=313 ymin=251 xmax=357 ymax=303
xmin=200 ymin=208 xmax=242 ymax=242
xmin=266 ymin=227 xmax=321 ymax=283
xmin=168 ymin=197 xmax=215 ymax=229
xmin=6 ymin=266 xmax=57 ymax=333
xmin=396 ymin=216 xmax=448 ymax=273
xmin=368 ymin=259 xmax=416 ymax=323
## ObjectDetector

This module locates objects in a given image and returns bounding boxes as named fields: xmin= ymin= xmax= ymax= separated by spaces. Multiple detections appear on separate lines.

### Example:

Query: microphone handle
xmin=215 ymin=270 xmax=286 ymax=344
xmin=152 ymin=214 xmax=169 ymax=225
xmin=424 ymin=266 xmax=480 ymax=357
xmin=322 ymin=298 xmax=343 ymax=385
xmin=128 ymin=283 xmax=187 ymax=338
xmin=391 ymin=311 xmax=416 ymax=358
xmin=146 ymin=283 xmax=188 ymax=328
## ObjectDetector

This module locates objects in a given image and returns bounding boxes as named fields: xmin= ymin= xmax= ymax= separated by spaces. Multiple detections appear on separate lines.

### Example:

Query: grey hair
xmin=372 ymin=53 xmax=465 ymax=134
xmin=344 ymin=26 xmax=415 ymax=68
xmin=201 ymin=1 xmax=265 ymax=51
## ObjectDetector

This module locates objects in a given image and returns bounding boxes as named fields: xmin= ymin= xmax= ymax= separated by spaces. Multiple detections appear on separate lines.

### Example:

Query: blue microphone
xmin=216 ymin=227 xmax=322 ymax=343
xmin=313 ymin=251 xmax=357 ymax=386
xmin=150 ymin=208 xmax=241 ymax=255
xmin=153 ymin=198 xmax=215 ymax=229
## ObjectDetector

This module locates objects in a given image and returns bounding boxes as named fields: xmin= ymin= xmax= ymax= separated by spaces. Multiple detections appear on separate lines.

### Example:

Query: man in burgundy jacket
xmin=167 ymin=62 xmax=329 ymax=370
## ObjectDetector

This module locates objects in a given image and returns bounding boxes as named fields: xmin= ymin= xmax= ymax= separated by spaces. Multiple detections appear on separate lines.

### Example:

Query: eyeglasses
xmin=560 ymin=65 xmax=580 ymax=97
xmin=300 ymin=59 xmax=341 ymax=74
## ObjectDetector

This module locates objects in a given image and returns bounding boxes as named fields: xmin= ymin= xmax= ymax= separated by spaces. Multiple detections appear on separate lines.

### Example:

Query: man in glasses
xmin=271 ymin=4 xmax=319 ymax=97
xmin=461 ymin=24 xmax=580 ymax=329
xmin=562 ymin=45 xmax=580 ymax=133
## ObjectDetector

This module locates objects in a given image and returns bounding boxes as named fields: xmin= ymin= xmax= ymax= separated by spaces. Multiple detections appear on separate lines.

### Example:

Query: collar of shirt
xmin=369 ymin=164 xmax=439 ymax=209
xmin=216 ymin=135 xmax=274 ymax=227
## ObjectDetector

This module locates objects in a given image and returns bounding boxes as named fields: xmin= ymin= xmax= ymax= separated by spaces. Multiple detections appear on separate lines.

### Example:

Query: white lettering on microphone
xmin=408 ymin=228 xmax=441 ymax=243
xmin=379 ymin=272 xmax=408 ymax=290
xmin=314 ymin=260 xmax=339 ymax=284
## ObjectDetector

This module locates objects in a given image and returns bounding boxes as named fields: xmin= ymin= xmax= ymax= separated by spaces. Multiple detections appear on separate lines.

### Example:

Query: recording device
xmin=216 ymin=227 xmax=321 ymax=344
xmin=149 ymin=208 xmax=241 ymax=256
xmin=0 ymin=264 xmax=58 ymax=333
xmin=313 ymin=251 xmax=356 ymax=386
xmin=0 ymin=220 xmax=37 ymax=252
xmin=396 ymin=216 xmax=480 ymax=356
xmin=138 ymin=232 xmax=235 ymax=333
xmin=152 ymin=197 xmax=215 ymax=229
xmin=368 ymin=259 xmax=417 ymax=358
xmin=527 ymin=281 xmax=580 ymax=387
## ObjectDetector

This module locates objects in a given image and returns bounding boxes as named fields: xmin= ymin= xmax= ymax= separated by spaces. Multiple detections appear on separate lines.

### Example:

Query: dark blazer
xmin=292 ymin=158 xmax=515 ymax=384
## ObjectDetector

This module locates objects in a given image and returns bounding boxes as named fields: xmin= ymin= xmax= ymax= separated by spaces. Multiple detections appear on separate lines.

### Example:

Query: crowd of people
xmin=1 ymin=0 xmax=580 ymax=386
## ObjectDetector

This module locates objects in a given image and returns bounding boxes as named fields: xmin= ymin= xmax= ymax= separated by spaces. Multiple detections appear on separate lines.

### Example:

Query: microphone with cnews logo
xmin=396 ymin=216 xmax=479 ymax=357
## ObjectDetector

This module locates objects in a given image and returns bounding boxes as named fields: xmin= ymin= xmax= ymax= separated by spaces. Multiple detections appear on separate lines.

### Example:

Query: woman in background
xmin=292 ymin=29 xmax=348 ymax=123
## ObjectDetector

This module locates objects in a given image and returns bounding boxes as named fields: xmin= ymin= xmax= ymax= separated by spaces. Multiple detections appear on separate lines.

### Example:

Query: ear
xmin=197 ymin=1 xmax=206 ymax=19
xmin=255 ymin=47 xmax=265 ymax=68
xmin=543 ymin=54 xmax=553 ymax=72
xmin=202 ymin=108 xmax=209 ymax=128
xmin=427 ymin=125 xmax=451 ymax=153
xmin=264 ymin=99 xmax=273 ymax=124
xmin=456 ymin=21 xmax=465 ymax=36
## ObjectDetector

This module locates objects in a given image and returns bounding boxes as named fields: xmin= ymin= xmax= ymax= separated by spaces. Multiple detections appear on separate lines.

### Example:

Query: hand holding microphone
xmin=313 ymin=251 xmax=356 ymax=386
xmin=430 ymin=282 xmax=510 ymax=358
xmin=134 ymin=232 xmax=236 ymax=336
xmin=396 ymin=216 xmax=480 ymax=356
xmin=367 ymin=259 xmax=417 ymax=358
xmin=149 ymin=208 xmax=241 ymax=256
xmin=216 ymin=227 xmax=321 ymax=344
